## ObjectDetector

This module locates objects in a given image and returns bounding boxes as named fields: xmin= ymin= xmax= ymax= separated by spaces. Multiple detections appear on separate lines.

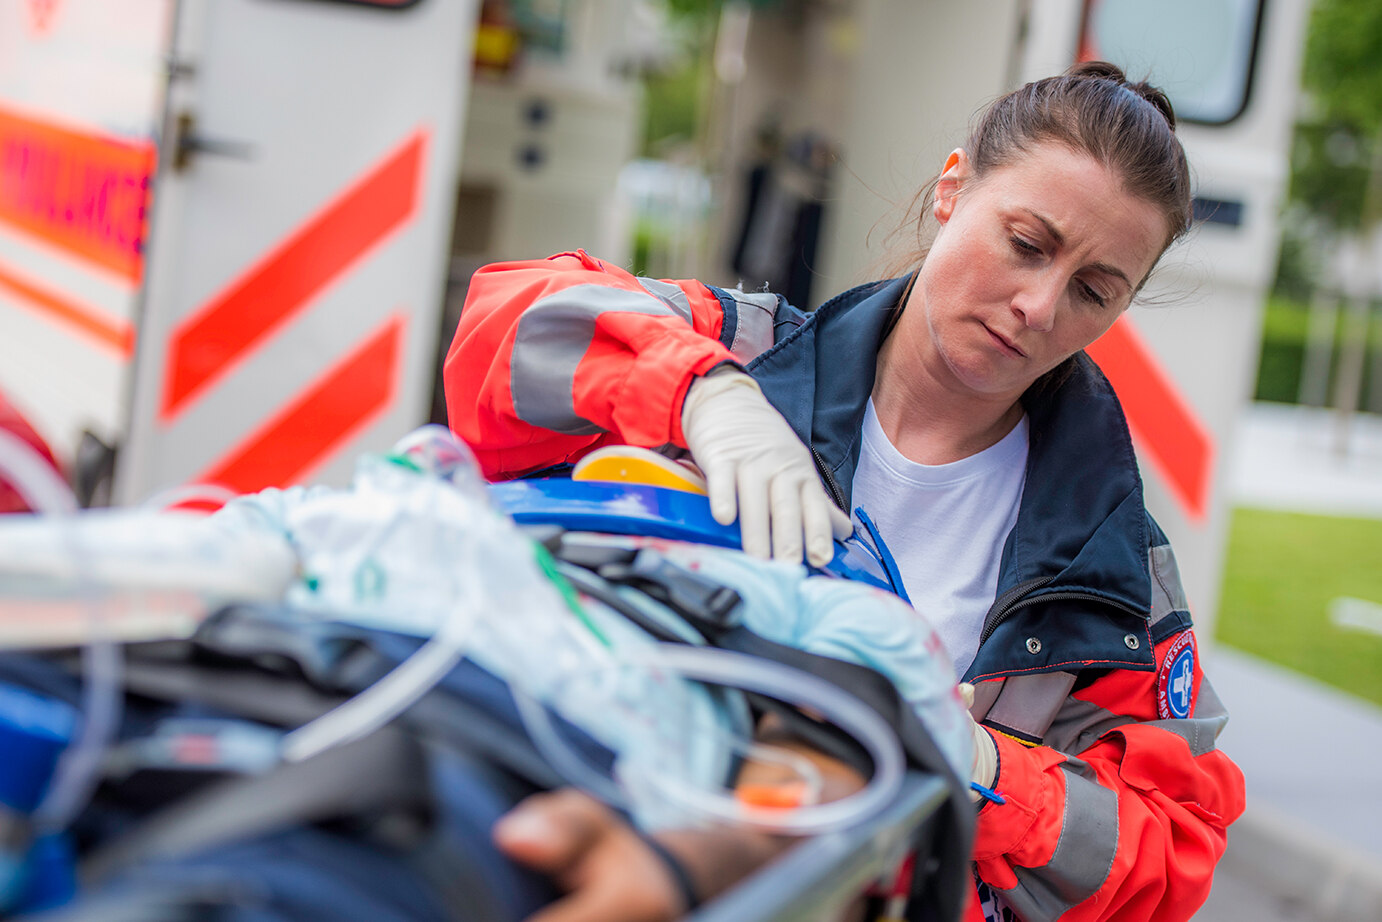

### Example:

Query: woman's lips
xmin=985 ymin=325 xmax=1025 ymax=357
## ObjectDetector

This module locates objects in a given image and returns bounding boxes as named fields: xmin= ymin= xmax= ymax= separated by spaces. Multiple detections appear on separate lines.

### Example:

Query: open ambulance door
xmin=117 ymin=0 xmax=476 ymax=505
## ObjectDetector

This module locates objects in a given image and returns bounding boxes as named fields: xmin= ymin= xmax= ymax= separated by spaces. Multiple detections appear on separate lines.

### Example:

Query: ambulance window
xmin=1078 ymin=0 xmax=1266 ymax=125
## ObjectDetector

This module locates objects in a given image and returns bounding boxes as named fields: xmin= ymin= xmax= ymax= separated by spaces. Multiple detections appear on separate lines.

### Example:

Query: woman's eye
xmin=1009 ymin=236 xmax=1041 ymax=258
xmin=1077 ymin=280 xmax=1107 ymax=308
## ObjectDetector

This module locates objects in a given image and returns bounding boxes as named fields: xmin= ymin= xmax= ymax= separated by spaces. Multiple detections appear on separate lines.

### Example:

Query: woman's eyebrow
xmin=1023 ymin=209 xmax=1134 ymax=291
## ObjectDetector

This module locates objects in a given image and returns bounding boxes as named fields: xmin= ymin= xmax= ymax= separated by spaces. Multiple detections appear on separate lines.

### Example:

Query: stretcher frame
xmin=688 ymin=770 xmax=951 ymax=922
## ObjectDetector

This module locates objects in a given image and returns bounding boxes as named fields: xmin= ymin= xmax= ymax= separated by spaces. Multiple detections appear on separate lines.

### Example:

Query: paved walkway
xmin=1193 ymin=403 xmax=1382 ymax=921
xmin=1229 ymin=401 xmax=1382 ymax=517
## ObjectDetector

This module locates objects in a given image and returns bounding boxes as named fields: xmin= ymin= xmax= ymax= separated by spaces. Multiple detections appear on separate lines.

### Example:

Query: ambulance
xmin=0 ymin=0 xmax=1310 ymax=634
xmin=0 ymin=0 xmax=478 ymax=508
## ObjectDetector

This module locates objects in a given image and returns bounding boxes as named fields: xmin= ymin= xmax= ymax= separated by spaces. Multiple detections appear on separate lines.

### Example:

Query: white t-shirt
xmin=851 ymin=399 xmax=1029 ymax=680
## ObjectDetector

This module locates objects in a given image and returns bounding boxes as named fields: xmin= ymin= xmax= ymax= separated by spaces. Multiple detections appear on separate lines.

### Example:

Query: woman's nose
xmin=1012 ymin=276 xmax=1061 ymax=333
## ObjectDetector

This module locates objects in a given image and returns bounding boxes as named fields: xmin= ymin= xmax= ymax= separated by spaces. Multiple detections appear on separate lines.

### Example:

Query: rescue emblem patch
xmin=1156 ymin=631 xmax=1197 ymax=720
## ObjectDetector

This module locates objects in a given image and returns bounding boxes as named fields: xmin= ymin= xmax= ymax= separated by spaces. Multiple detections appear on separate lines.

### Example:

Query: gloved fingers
xmin=702 ymin=458 xmax=740 ymax=528
xmin=957 ymin=682 xmax=976 ymax=710
xmin=827 ymin=503 xmax=853 ymax=541
xmin=735 ymin=465 xmax=772 ymax=560
xmin=799 ymin=484 xmax=837 ymax=568
xmin=768 ymin=473 xmax=806 ymax=564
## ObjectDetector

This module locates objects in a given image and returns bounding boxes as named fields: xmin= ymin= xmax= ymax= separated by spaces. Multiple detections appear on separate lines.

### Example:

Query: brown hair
xmin=885 ymin=61 xmax=1192 ymax=287
xmin=968 ymin=60 xmax=1191 ymax=252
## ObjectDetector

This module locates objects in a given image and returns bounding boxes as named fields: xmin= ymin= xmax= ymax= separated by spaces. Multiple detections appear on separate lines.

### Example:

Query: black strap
xmin=596 ymin=549 xmax=743 ymax=640
xmin=119 ymin=620 xmax=590 ymax=793
xmin=82 ymin=725 xmax=428 ymax=885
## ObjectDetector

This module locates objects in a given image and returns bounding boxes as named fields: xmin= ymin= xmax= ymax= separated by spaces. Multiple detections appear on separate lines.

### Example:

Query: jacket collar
xmin=746 ymin=277 xmax=905 ymax=503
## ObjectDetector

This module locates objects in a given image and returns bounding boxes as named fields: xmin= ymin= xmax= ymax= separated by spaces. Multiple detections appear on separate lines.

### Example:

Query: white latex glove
xmin=959 ymin=682 xmax=998 ymax=802
xmin=681 ymin=367 xmax=851 ymax=567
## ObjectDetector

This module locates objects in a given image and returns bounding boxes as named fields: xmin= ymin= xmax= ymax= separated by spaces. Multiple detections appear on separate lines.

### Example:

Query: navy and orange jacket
xmin=443 ymin=251 xmax=1246 ymax=922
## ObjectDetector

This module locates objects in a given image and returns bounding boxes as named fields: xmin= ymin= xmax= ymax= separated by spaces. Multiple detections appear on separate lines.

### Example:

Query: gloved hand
xmin=959 ymin=683 xmax=998 ymax=802
xmin=681 ymin=367 xmax=851 ymax=567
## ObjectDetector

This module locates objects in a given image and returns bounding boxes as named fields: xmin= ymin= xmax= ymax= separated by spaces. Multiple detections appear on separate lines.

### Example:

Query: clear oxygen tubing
xmin=509 ymin=674 xmax=825 ymax=817
xmin=0 ymin=428 xmax=123 ymax=834
xmin=279 ymin=433 xmax=501 ymax=764
xmin=0 ymin=428 xmax=77 ymax=515
xmin=513 ymin=642 xmax=907 ymax=836
xmin=279 ymin=552 xmax=483 ymax=764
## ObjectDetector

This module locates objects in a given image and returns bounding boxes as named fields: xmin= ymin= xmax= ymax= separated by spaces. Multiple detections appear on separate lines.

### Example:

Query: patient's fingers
xmin=493 ymin=790 xmax=683 ymax=922
xmin=492 ymin=789 xmax=608 ymax=873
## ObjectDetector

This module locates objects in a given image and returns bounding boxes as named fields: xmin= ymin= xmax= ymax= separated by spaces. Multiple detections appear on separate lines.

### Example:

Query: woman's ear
xmin=933 ymin=149 xmax=970 ymax=224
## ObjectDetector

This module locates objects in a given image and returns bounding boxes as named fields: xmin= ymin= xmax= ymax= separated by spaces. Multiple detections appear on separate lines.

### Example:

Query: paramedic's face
xmin=913 ymin=143 xmax=1165 ymax=403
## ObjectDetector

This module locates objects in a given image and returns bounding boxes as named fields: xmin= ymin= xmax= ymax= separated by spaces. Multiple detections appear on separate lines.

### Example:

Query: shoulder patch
xmin=1156 ymin=631 xmax=1197 ymax=720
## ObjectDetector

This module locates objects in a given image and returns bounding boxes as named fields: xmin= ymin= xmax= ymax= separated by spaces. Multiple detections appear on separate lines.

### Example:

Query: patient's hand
xmin=492 ymin=789 xmax=688 ymax=922
xmin=493 ymin=789 xmax=790 ymax=922
xmin=492 ymin=724 xmax=865 ymax=922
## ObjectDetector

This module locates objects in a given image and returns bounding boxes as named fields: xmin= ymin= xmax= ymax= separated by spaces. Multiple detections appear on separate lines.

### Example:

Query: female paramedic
xmin=445 ymin=62 xmax=1246 ymax=922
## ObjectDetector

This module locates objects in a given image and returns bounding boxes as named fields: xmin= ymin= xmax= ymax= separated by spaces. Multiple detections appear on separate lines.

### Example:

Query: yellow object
xmin=572 ymin=446 xmax=708 ymax=495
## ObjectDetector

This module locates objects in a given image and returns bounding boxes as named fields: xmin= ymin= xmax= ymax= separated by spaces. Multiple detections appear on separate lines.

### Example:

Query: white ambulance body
xmin=0 ymin=0 xmax=476 ymax=505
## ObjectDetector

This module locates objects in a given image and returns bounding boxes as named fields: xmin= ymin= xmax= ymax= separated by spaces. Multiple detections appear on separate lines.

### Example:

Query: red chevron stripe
xmin=193 ymin=314 xmax=405 ymax=495
xmin=159 ymin=130 xmax=425 ymax=421
xmin=0 ymin=256 xmax=135 ymax=356
xmin=1087 ymin=317 xmax=1214 ymax=522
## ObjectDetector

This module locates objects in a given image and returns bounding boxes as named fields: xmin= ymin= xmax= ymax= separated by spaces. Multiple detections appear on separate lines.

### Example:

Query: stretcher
xmin=688 ymin=769 xmax=952 ymax=922
xmin=0 ymin=437 xmax=970 ymax=922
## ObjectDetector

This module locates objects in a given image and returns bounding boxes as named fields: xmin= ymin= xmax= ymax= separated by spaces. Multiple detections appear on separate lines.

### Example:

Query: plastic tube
xmin=280 ymin=434 xmax=509 ymax=764
xmin=279 ymin=578 xmax=481 ymax=763
xmin=0 ymin=429 xmax=76 ymax=515
xmin=634 ymin=645 xmax=905 ymax=835
xmin=513 ymin=642 xmax=906 ymax=836
xmin=0 ymin=429 xmax=123 ymax=833
xmin=510 ymin=683 xmax=629 ymax=808
xmin=32 ymin=638 xmax=121 ymax=832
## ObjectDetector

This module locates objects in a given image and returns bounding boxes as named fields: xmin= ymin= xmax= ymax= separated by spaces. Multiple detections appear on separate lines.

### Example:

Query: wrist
xmin=969 ymin=723 xmax=998 ymax=802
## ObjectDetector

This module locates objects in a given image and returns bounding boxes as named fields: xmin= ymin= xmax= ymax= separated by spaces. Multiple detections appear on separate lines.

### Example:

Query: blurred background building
xmin=0 ymin=1 xmax=1379 ymax=917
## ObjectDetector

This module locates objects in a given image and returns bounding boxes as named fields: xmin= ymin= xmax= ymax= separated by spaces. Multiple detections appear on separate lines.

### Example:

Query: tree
xmin=1288 ymin=0 xmax=1382 ymax=236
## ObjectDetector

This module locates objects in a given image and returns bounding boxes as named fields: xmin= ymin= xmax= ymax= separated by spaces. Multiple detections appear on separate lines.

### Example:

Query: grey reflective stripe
xmin=721 ymin=289 xmax=777 ymax=363
xmin=511 ymin=284 xmax=674 ymax=433
xmin=968 ymin=680 xmax=1004 ymax=722
xmin=997 ymin=761 xmax=1119 ymax=921
xmin=981 ymin=671 xmax=1076 ymax=742
xmin=1029 ymin=670 xmax=1232 ymax=757
xmin=1149 ymin=543 xmax=1189 ymax=626
xmin=1045 ymin=696 xmax=1133 ymax=755
xmin=635 ymin=276 xmax=694 ymax=325
xmin=1142 ymin=714 xmax=1227 ymax=757
xmin=1146 ymin=675 xmax=1230 ymax=756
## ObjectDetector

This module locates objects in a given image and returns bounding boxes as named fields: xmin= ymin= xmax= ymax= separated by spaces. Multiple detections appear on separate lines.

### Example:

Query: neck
xmin=873 ymin=325 xmax=1026 ymax=466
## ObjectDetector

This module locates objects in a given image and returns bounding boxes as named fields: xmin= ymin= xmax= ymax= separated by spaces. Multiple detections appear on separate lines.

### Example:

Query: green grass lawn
xmin=1216 ymin=507 xmax=1382 ymax=707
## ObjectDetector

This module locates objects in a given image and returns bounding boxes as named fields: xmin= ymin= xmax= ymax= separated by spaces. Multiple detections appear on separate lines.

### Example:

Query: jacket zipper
xmin=810 ymin=446 xmax=848 ymax=513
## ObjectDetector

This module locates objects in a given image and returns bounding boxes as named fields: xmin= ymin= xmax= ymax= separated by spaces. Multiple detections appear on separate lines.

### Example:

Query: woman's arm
xmin=969 ymin=540 xmax=1246 ymax=922
xmin=442 ymin=251 xmax=736 ymax=480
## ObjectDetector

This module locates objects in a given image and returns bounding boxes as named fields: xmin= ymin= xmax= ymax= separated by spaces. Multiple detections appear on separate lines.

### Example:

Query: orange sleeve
xmin=442 ymin=251 xmax=734 ymax=479
xmin=972 ymin=630 xmax=1245 ymax=921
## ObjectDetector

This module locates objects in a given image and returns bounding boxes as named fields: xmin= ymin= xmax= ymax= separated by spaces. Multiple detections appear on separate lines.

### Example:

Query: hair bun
xmin=1070 ymin=60 xmax=1127 ymax=84
xmin=1126 ymin=81 xmax=1177 ymax=131
xmin=1067 ymin=60 xmax=1177 ymax=131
